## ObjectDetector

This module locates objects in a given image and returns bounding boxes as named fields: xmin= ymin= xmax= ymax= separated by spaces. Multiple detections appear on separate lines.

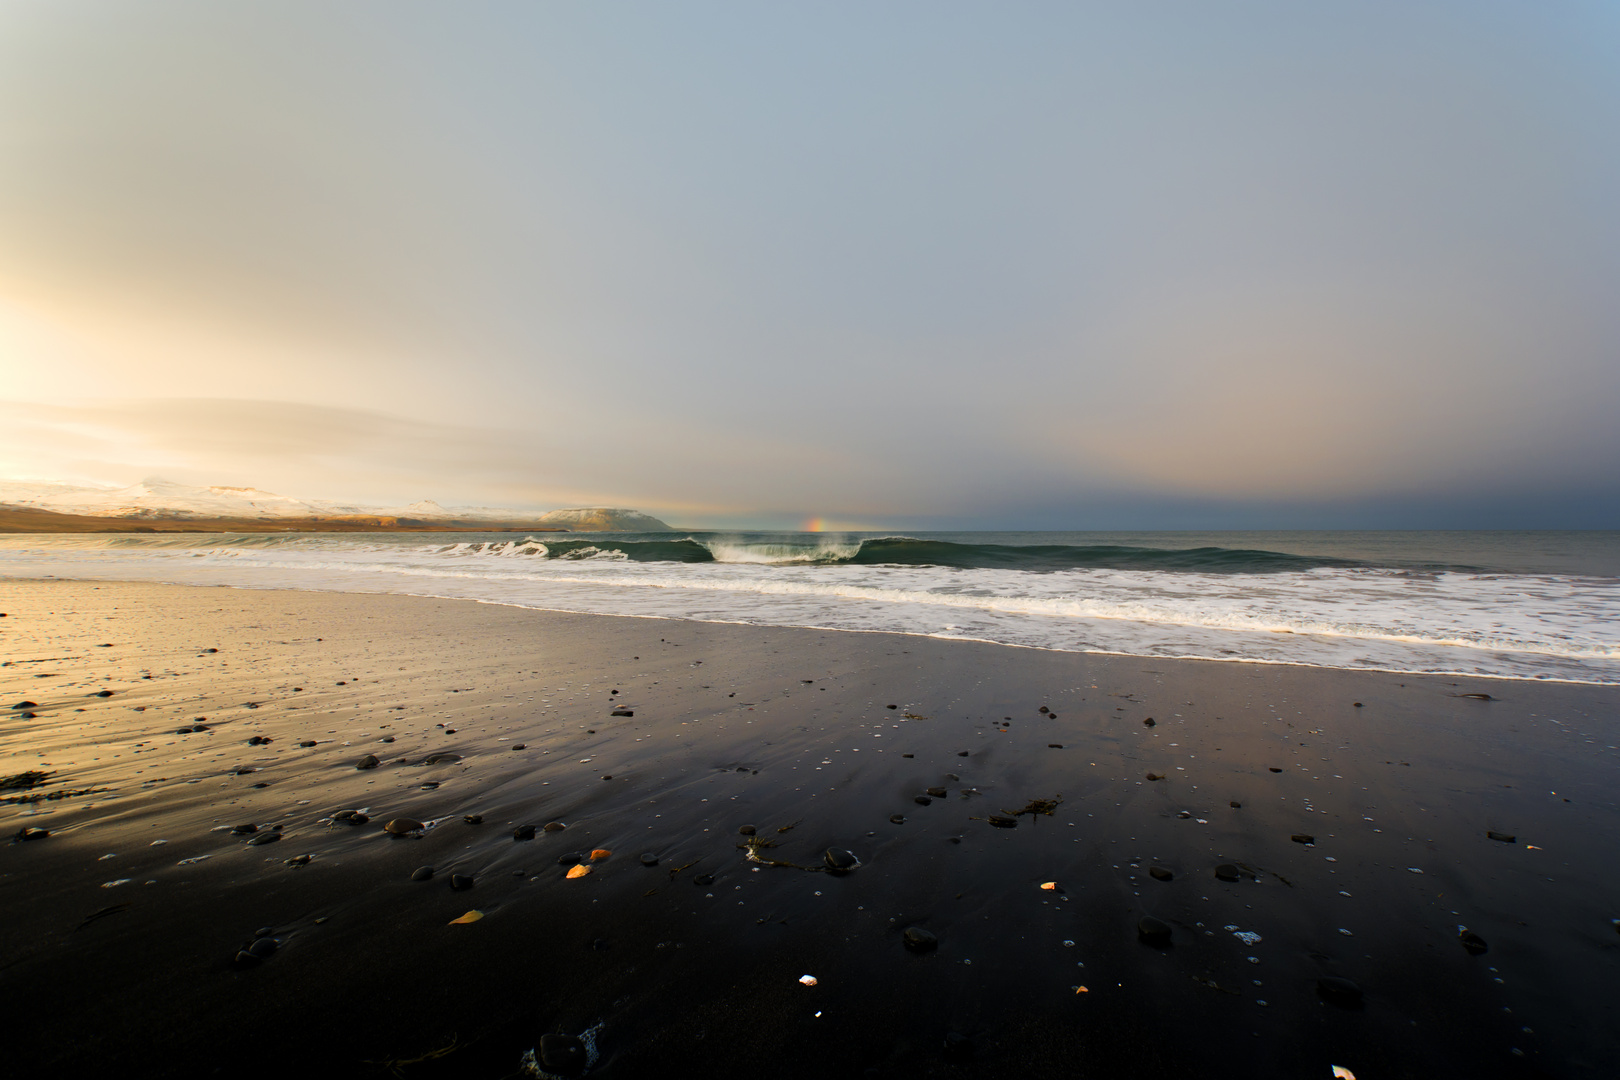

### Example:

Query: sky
xmin=2 ymin=1 xmax=1618 ymax=529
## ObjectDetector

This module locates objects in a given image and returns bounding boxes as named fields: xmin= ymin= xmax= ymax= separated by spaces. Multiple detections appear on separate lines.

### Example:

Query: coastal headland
xmin=0 ymin=507 xmax=569 ymax=533
xmin=2 ymin=580 xmax=1615 ymax=1078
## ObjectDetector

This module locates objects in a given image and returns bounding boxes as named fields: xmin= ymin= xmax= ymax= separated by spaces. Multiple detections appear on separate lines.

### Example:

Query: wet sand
xmin=3 ymin=580 xmax=1617 ymax=1079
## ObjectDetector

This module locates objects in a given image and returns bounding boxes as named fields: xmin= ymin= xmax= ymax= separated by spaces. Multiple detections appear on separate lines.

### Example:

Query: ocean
xmin=3 ymin=530 xmax=1617 ymax=683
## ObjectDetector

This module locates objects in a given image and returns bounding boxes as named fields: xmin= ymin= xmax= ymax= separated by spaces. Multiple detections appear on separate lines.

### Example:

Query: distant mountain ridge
xmin=0 ymin=478 xmax=672 ymax=531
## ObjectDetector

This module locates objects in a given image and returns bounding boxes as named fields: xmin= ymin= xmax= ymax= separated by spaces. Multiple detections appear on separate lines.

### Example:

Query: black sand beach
xmin=3 ymin=580 xmax=1617 ymax=1078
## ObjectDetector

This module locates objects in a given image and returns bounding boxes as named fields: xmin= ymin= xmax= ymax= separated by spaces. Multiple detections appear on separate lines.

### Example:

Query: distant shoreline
xmin=0 ymin=506 xmax=569 ymax=534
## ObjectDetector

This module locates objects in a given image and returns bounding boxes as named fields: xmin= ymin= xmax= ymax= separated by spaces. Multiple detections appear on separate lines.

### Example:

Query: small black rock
xmin=95 ymin=690 xmax=114 ymax=698
xmin=12 ymin=701 xmax=36 ymax=709
xmin=1143 ymin=718 xmax=1156 ymax=727
xmin=1149 ymin=866 xmax=1174 ymax=881
xmin=1048 ymin=743 xmax=1063 ymax=749
xmin=1291 ymin=833 xmax=1315 ymax=845
xmin=738 ymin=824 xmax=756 ymax=836
xmin=640 ymin=852 xmax=659 ymax=867
xmin=1269 ymin=767 xmax=1283 ymax=773
xmin=232 ymin=823 xmax=259 ymax=834
xmin=889 ymin=814 xmax=906 ymax=825
xmin=913 ymin=795 xmax=932 ymax=806
xmin=299 ymin=740 xmax=317 ymax=747
xmin=538 ymin=1034 xmax=587 ymax=1076
xmin=247 ymin=831 xmax=281 ymax=846
xmin=824 ymin=848 xmax=858 ymax=870
xmin=902 ymin=753 xmax=914 ymax=758
xmin=1487 ymin=830 xmax=1516 ymax=843
xmin=611 ymin=709 xmax=634 ymax=717
xmin=512 ymin=743 xmax=526 ymax=751
xmin=1214 ymin=864 xmax=1241 ymax=882
xmin=464 ymin=815 xmax=483 ymax=825
xmin=1230 ymin=801 xmax=1242 ymax=809
xmin=449 ymin=874 xmax=475 ymax=891
xmin=513 ymin=825 xmax=536 ymax=841
xmin=902 ymin=926 xmax=938 ymax=952
xmin=247 ymin=936 xmax=279 ymax=957
xmin=1317 ymin=976 xmax=1363 ymax=1005
xmin=411 ymin=866 xmax=435 ymax=881
xmin=16 ymin=826 xmax=49 ymax=841
xmin=356 ymin=755 xmax=380 ymax=770
xmin=957 ymin=750 xmax=969 ymax=757
xmin=1137 ymin=916 xmax=1172 ymax=944
xmin=543 ymin=822 xmax=567 ymax=833
xmin=557 ymin=852 xmax=584 ymax=866
xmin=1460 ymin=930 xmax=1489 ymax=955
xmin=926 ymin=787 xmax=947 ymax=797
xmin=693 ymin=873 xmax=714 ymax=886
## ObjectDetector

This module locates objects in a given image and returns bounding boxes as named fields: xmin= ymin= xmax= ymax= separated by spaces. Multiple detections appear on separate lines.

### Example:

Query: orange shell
xmin=566 ymin=864 xmax=592 ymax=879
xmin=589 ymin=848 xmax=612 ymax=861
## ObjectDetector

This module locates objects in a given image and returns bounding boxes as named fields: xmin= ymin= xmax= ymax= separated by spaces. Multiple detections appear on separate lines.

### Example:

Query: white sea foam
xmin=3 ymin=533 xmax=1616 ymax=682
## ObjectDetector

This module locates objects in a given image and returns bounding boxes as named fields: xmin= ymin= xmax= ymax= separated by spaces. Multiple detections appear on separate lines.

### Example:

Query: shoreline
xmin=4 ymin=580 xmax=1618 ymax=1078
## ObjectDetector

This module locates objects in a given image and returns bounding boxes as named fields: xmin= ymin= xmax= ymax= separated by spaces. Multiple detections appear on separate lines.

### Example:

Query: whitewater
xmin=2 ymin=530 xmax=1617 ymax=683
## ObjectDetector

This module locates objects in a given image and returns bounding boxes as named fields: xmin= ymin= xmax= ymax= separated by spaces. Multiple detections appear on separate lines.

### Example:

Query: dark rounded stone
xmin=738 ymin=824 xmax=756 ymax=836
xmin=384 ymin=818 xmax=424 ymax=836
xmin=356 ymin=755 xmax=380 ymax=770
xmin=420 ymin=781 xmax=440 ymax=790
xmin=913 ymin=795 xmax=932 ymax=806
xmin=1269 ymin=767 xmax=1283 ymax=773
xmin=247 ymin=831 xmax=280 ymax=846
xmin=1215 ymin=864 xmax=1241 ymax=882
xmin=16 ymin=827 xmax=49 ymax=841
xmin=1137 ymin=916 xmax=1172 ymax=943
xmin=332 ymin=810 xmax=369 ymax=825
xmin=1047 ymin=743 xmax=1063 ymax=748
xmin=640 ymin=853 xmax=659 ymax=867
xmin=1353 ymin=702 xmax=1363 ymax=707
xmin=1149 ymin=866 xmax=1174 ymax=882
xmin=1460 ymin=930 xmax=1489 ymax=955
xmin=12 ymin=701 xmax=36 ymax=709
xmin=557 ymin=852 xmax=584 ymax=866
xmin=95 ymin=690 xmax=114 ymax=698
xmin=411 ymin=866 xmax=435 ymax=882
xmin=449 ymin=874 xmax=475 ymax=891
xmin=926 ymin=787 xmax=947 ymax=797
xmin=824 ymin=848 xmax=858 ymax=871
xmin=424 ymin=753 xmax=462 ymax=764
xmin=232 ymin=823 xmax=258 ymax=835
xmin=887 ymin=704 xmax=898 ymax=710
xmin=299 ymin=740 xmax=317 ymax=747
xmin=464 ymin=815 xmax=483 ymax=825
xmin=232 ymin=950 xmax=261 ymax=967
xmin=543 ymin=822 xmax=566 ymax=832
xmin=957 ymin=751 xmax=969 ymax=757
xmin=945 ymin=774 xmax=959 ymax=781
xmin=1038 ymin=706 xmax=1049 ymax=713
xmin=539 ymin=1033 xmax=587 ymax=1076
xmin=512 ymin=744 xmax=526 ymax=751
xmin=889 ymin=814 xmax=906 ymax=825
xmin=901 ymin=753 xmax=914 ymax=758
xmin=1176 ymin=810 xmax=1192 ymax=819
xmin=1143 ymin=717 xmax=1156 ymax=727
xmin=380 ymin=735 xmax=395 ymax=743
xmin=1291 ymin=834 xmax=1316 ymax=845
xmin=902 ymin=926 xmax=938 ymax=952
xmin=513 ymin=825 xmax=537 ymax=841
xmin=1317 ymin=976 xmax=1363 ymax=1005
xmin=246 ymin=936 xmax=279 ymax=958
xmin=693 ymin=873 xmax=715 ymax=886
xmin=1486 ymin=830 xmax=1516 ymax=843
xmin=1230 ymin=801 xmax=1242 ymax=809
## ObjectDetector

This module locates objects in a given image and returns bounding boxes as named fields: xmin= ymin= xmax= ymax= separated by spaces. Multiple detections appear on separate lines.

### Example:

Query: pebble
xmin=1269 ymin=767 xmax=1283 ymax=773
xmin=890 ymin=814 xmax=906 ymax=825
xmin=16 ymin=827 xmax=49 ymax=841
xmin=283 ymin=854 xmax=311 ymax=866
xmin=246 ymin=736 xmax=271 ymax=746
xmin=1460 ymin=930 xmax=1489 ymax=955
xmin=902 ymin=926 xmax=938 ymax=952
xmin=1145 ymin=773 xmax=1162 ymax=781
xmin=913 ymin=796 xmax=932 ymax=806
xmin=247 ymin=831 xmax=281 ymax=846
xmin=232 ymin=823 xmax=259 ymax=835
xmin=411 ymin=866 xmax=435 ymax=882
xmin=925 ymin=787 xmax=947 ymax=797
xmin=1291 ymin=834 xmax=1316 ymax=845
xmin=464 ymin=815 xmax=483 ymax=825
xmin=1176 ymin=810 xmax=1192 ymax=819
xmin=384 ymin=818 xmax=425 ymax=836
xmin=1149 ymin=866 xmax=1174 ymax=882
xmin=738 ymin=824 xmax=756 ymax=836
xmin=356 ymin=755 xmax=380 ymax=770
xmin=424 ymin=753 xmax=462 ymax=764
xmin=1048 ymin=743 xmax=1063 ymax=749
xmin=611 ymin=708 xmax=634 ymax=717
xmin=512 ymin=744 xmax=526 ymax=751
xmin=538 ymin=1034 xmax=587 ymax=1076
xmin=640 ymin=853 xmax=659 ymax=867
xmin=1487 ymin=830 xmax=1517 ymax=843
xmin=513 ymin=825 xmax=537 ymax=841
xmin=11 ymin=701 xmax=36 ymax=709
xmin=824 ymin=848 xmax=858 ymax=870
xmin=1316 ymin=976 xmax=1363 ymax=1005
xmin=543 ymin=822 xmax=567 ymax=833
xmin=693 ymin=873 xmax=715 ymax=886
xmin=1215 ymin=864 xmax=1241 ymax=882
xmin=420 ymin=781 xmax=440 ymax=790
xmin=299 ymin=740 xmax=317 ymax=747
xmin=957 ymin=751 xmax=970 ymax=757
xmin=449 ymin=874 xmax=475 ymax=891
xmin=96 ymin=690 xmax=114 ymax=698
xmin=332 ymin=811 xmax=369 ymax=825
xmin=902 ymin=754 xmax=914 ymax=758
xmin=1230 ymin=801 xmax=1242 ymax=809
xmin=1137 ymin=916 xmax=1172 ymax=943
xmin=557 ymin=852 xmax=584 ymax=866
xmin=1143 ymin=718 xmax=1156 ymax=727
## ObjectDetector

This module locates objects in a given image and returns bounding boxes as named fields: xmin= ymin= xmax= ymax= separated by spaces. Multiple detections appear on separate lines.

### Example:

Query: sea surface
xmin=3 ymin=530 xmax=1617 ymax=683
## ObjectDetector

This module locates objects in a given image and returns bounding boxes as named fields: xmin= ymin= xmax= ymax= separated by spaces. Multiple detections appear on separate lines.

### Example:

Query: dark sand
xmin=2 ymin=580 xmax=1617 ymax=1079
